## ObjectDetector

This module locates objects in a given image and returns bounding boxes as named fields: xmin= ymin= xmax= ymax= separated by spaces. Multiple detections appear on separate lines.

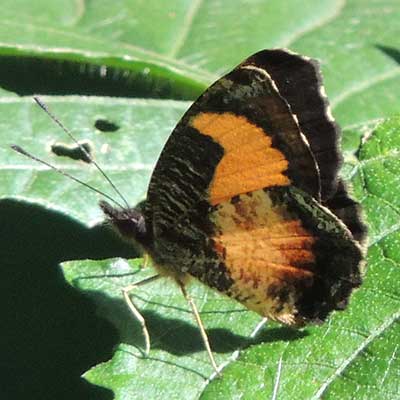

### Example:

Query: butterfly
xmin=13 ymin=49 xmax=367 ymax=374
xmin=99 ymin=49 xmax=367 ymax=373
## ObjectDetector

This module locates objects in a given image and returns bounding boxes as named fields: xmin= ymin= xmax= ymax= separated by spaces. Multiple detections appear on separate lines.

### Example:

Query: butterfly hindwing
xmin=207 ymin=187 xmax=363 ymax=324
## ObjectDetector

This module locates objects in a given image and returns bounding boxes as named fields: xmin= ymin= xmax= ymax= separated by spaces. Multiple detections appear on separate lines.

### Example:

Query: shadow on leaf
xmin=375 ymin=44 xmax=400 ymax=64
xmin=252 ymin=326 xmax=309 ymax=345
xmin=0 ymin=198 xmax=308 ymax=395
xmin=81 ymin=287 xmax=307 ymax=362
xmin=0 ymin=55 xmax=203 ymax=100
xmin=0 ymin=198 xmax=140 ymax=399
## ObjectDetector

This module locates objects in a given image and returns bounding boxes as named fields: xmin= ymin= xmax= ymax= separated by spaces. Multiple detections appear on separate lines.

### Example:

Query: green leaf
xmin=62 ymin=258 xmax=262 ymax=399
xmin=0 ymin=97 xmax=188 ymax=221
xmin=1 ymin=1 xmax=400 ymax=399
xmin=1 ymin=0 xmax=400 ymax=120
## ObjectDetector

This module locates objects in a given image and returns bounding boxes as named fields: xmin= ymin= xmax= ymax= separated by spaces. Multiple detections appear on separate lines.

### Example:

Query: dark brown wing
xmin=243 ymin=49 xmax=341 ymax=201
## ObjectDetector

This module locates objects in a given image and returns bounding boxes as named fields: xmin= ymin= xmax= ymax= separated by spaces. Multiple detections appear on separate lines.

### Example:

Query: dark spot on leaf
xmin=51 ymin=141 xmax=92 ymax=163
xmin=95 ymin=119 xmax=120 ymax=132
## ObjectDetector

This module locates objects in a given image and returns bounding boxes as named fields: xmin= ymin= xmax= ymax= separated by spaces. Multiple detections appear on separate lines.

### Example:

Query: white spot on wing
xmin=319 ymin=84 xmax=328 ymax=98
xmin=319 ymin=84 xmax=336 ymax=122
xmin=326 ymin=106 xmax=335 ymax=122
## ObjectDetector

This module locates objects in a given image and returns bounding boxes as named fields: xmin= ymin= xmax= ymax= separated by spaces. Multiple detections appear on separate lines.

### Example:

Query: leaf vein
xmin=312 ymin=310 xmax=400 ymax=399
xmin=331 ymin=68 xmax=400 ymax=109
xmin=168 ymin=0 xmax=203 ymax=58
xmin=271 ymin=355 xmax=283 ymax=400
xmin=381 ymin=343 xmax=399 ymax=386
xmin=280 ymin=0 xmax=345 ymax=48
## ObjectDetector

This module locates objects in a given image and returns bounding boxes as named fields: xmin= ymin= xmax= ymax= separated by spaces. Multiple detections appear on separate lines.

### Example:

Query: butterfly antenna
xmin=33 ymin=96 xmax=130 ymax=209
xmin=11 ymin=144 xmax=125 ymax=210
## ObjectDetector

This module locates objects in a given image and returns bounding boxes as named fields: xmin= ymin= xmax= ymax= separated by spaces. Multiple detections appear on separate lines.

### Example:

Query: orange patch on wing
xmin=191 ymin=112 xmax=290 ymax=205
xmin=211 ymin=189 xmax=315 ymax=323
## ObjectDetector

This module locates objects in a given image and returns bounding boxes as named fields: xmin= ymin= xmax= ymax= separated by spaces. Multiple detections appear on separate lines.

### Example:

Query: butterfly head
xmin=99 ymin=200 xmax=151 ymax=247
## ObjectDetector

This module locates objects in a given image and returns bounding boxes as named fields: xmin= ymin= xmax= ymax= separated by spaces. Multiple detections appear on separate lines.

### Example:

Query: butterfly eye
xmin=100 ymin=200 xmax=148 ymax=242
xmin=113 ymin=218 xmax=141 ymax=238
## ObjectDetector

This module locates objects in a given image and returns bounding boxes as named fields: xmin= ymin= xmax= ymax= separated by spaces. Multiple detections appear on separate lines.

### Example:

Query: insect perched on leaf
xmin=13 ymin=49 xmax=367 ymax=374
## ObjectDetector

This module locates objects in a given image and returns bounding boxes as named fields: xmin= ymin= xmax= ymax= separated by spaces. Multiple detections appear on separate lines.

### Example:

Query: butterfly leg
xmin=122 ymin=274 xmax=161 ymax=356
xmin=177 ymin=280 xmax=221 ymax=375
xmin=139 ymin=253 xmax=150 ymax=270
